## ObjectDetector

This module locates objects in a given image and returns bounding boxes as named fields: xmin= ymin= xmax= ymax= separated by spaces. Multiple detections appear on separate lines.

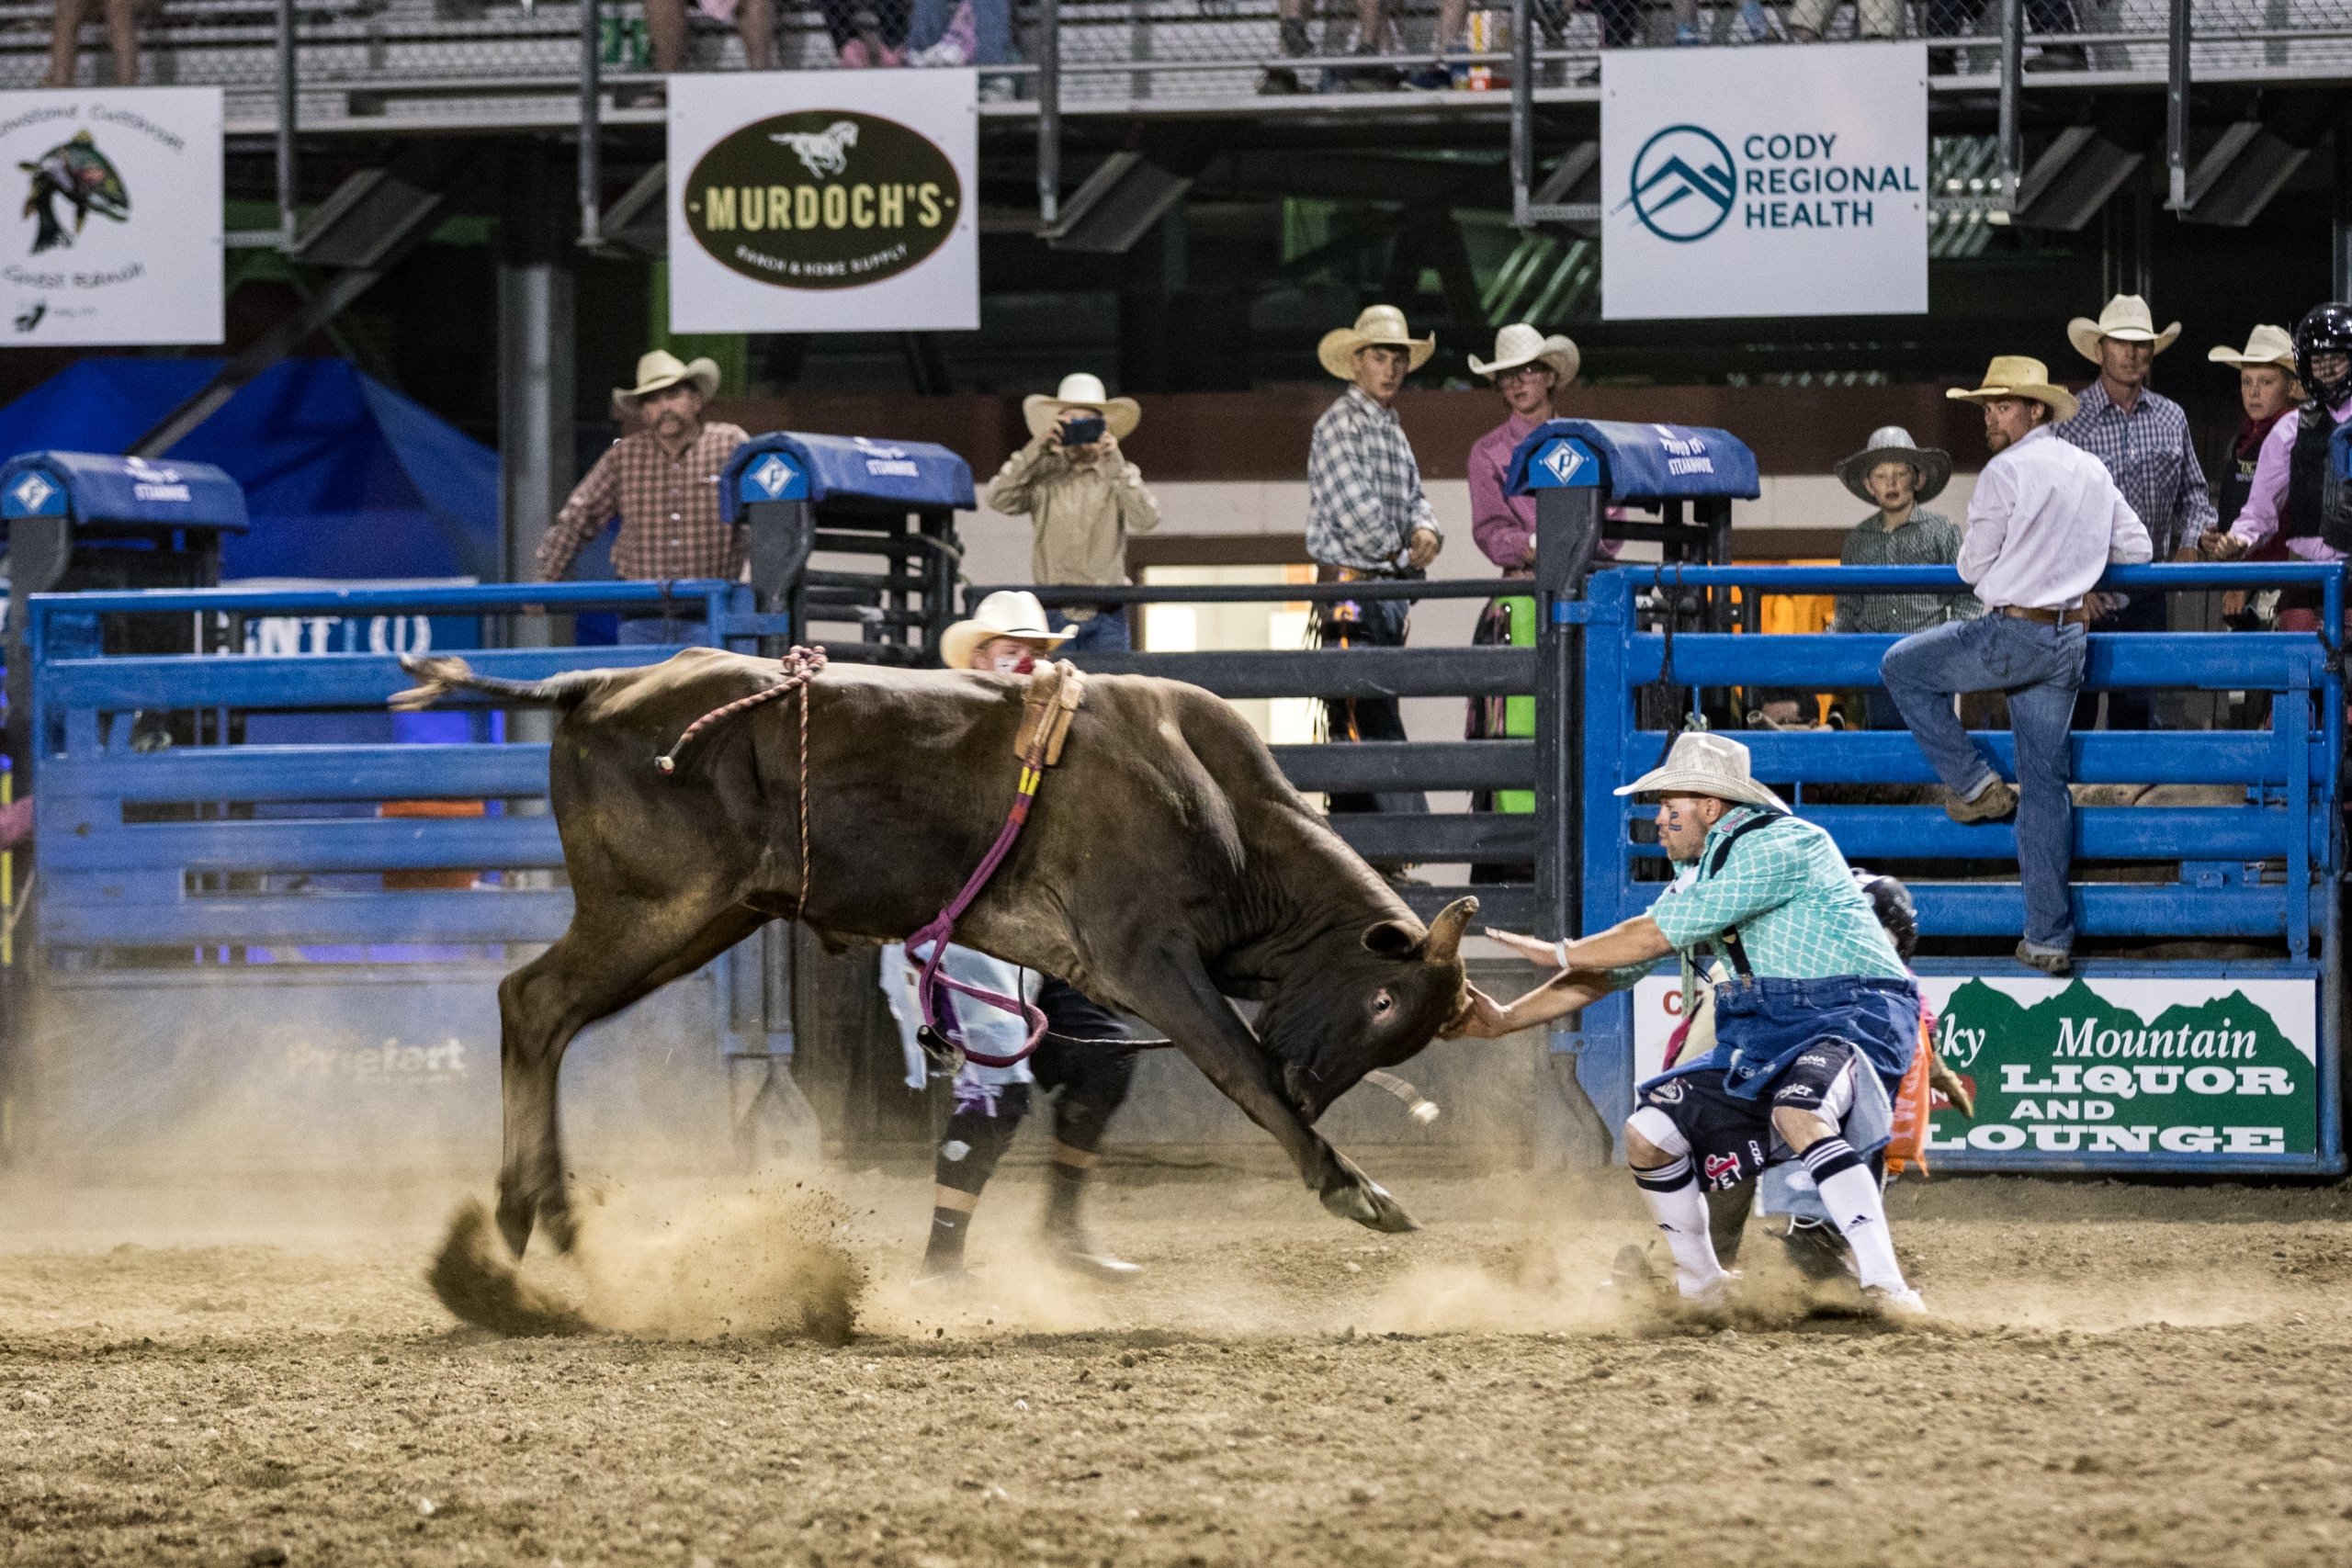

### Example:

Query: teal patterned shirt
xmin=1646 ymin=807 xmax=1909 ymax=981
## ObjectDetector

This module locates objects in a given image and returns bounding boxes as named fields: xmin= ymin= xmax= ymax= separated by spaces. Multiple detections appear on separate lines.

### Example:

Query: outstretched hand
xmin=1485 ymin=928 xmax=1561 ymax=968
xmin=1442 ymin=985 xmax=1515 ymax=1039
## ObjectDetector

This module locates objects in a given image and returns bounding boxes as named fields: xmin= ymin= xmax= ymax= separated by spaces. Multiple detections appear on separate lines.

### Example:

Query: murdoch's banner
xmin=0 ymin=86 xmax=222 ymax=346
xmin=1600 ymin=42 xmax=1927 ymax=321
xmin=667 ymin=70 xmax=978 ymax=333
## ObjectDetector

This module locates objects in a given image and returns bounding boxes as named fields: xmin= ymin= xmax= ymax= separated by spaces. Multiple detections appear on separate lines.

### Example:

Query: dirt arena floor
xmin=6 ymin=1162 xmax=2352 ymax=1568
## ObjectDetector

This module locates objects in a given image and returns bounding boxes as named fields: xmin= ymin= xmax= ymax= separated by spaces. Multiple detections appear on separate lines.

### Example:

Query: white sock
xmin=1811 ymin=1154 xmax=1906 ymax=1292
xmin=1632 ymin=1157 xmax=1725 ymax=1297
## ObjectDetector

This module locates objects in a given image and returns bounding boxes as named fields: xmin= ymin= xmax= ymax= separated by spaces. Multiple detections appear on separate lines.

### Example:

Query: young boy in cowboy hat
xmin=1307 ymin=305 xmax=1442 ymax=818
xmin=2200 ymin=327 xmax=2303 ymax=633
xmin=1827 ymin=426 xmax=1976 ymax=728
xmin=985 ymin=374 xmax=1161 ymax=656
xmin=2203 ymin=304 xmax=2352 ymax=635
xmin=537 ymin=349 xmax=749 ymax=644
xmin=2055 ymin=295 xmax=2217 ymax=730
xmin=893 ymin=589 xmax=1147 ymax=1283
xmin=1881 ymin=356 xmax=2151 ymax=976
xmin=1454 ymin=732 xmax=1929 ymax=1319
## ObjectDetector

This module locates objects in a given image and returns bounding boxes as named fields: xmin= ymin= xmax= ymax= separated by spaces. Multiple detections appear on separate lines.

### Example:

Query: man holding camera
xmin=985 ymin=373 xmax=1162 ymax=656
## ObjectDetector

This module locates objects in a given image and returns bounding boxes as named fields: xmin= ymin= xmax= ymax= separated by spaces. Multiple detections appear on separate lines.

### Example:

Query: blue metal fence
xmin=1559 ymin=559 xmax=2346 ymax=1177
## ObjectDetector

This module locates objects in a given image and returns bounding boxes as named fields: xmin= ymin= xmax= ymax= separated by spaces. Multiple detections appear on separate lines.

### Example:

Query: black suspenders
xmin=1699 ymin=810 xmax=1789 ymax=985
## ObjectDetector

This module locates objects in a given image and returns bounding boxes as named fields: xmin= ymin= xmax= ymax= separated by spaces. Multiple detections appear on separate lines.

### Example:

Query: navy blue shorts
xmin=1638 ymin=1040 xmax=1860 ymax=1191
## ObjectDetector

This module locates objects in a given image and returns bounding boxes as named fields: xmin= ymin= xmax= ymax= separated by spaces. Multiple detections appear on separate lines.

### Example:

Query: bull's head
xmin=1256 ymin=896 xmax=1476 ymax=1122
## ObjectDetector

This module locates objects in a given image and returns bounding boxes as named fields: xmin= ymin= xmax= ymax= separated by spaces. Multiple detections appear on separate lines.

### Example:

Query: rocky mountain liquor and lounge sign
xmin=668 ymin=71 xmax=978 ymax=333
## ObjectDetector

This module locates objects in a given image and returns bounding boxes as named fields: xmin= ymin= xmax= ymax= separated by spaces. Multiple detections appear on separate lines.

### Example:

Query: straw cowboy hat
xmin=1613 ymin=731 xmax=1790 ymax=815
xmin=940 ymin=589 xmax=1073 ymax=672
xmin=1835 ymin=424 xmax=1952 ymax=506
xmin=614 ymin=348 xmax=720 ymax=407
xmin=1317 ymin=304 xmax=1436 ymax=380
xmin=1946 ymin=355 xmax=2080 ymax=427
xmin=2066 ymin=294 xmax=2182 ymax=363
xmin=1467 ymin=322 xmax=1579 ymax=385
xmin=1023 ymin=372 xmax=1142 ymax=441
xmin=2208 ymin=324 xmax=2298 ymax=374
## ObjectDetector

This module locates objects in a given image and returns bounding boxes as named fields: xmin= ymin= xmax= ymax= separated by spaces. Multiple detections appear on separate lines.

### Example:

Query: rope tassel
xmin=656 ymin=646 xmax=829 ymax=915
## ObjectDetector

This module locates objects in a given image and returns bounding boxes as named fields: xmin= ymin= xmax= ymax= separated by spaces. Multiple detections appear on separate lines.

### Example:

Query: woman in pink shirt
xmin=2201 ymin=304 xmax=2352 ymax=633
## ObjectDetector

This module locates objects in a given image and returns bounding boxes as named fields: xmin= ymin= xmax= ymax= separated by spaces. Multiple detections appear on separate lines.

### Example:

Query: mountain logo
xmin=17 ymin=130 xmax=130 ymax=256
xmin=1618 ymin=125 xmax=1736 ymax=244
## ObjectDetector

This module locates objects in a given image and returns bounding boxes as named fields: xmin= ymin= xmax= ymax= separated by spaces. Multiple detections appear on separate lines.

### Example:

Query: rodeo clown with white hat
xmin=1452 ymin=731 xmax=1929 ymax=1319
xmin=879 ymin=590 xmax=1148 ymax=1286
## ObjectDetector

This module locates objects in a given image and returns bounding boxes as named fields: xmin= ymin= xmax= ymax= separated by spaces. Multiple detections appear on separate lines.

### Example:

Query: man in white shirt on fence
xmin=1879 ymin=356 xmax=2153 ymax=977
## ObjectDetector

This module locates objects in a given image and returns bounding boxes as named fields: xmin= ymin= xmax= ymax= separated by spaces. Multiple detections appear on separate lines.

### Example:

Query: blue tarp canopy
xmin=1506 ymin=418 xmax=1760 ymax=503
xmin=723 ymin=430 xmax=976 ymax=518
xmin=0 ymin=450 xmax=249 ymax=530
xmin=0 ymin=357 xmax=499 ymax=580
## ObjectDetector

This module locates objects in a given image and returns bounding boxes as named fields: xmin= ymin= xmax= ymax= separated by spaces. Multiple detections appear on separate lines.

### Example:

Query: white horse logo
xmin=771 ymin=120 xmax=860 ymax=179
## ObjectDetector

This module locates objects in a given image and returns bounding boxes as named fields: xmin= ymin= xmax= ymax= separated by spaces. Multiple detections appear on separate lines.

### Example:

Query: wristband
xmin=1555 ymin=940 xmax=1569 ymax=968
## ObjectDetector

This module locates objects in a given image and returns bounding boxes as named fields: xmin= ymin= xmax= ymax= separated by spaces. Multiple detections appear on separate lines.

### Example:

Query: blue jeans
xmin=616 ymin=614 xmax=705 ymax=646
xmin=1049 ymin=607 xmax=1129 ymax=654
xmin=907 ymin=0 xmax=1011 ymax=62
xmin=1881 ymin=613 xmax=2086 ymax=954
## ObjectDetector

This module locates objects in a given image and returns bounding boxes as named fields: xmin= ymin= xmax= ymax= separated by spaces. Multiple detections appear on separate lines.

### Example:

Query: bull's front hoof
xmin=494 ymin=1194 xmax=536 ymax=1260
xmin=1320 ymin=1177 xmax=1420 ymax=1234
xmin=494 ymin=1189 xmax=577 ymax=1259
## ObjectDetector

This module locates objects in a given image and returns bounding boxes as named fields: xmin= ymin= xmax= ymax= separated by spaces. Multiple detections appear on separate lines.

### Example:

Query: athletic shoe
xmin=908 ymin=35 xmax=969 ymax=66
xmin=1676 ymin=1272 xmax=1740 ymax=1322
xmin=1860 ymin=1282 xmax=1929 ymax=1321
xmin=1944 ymin=779 xmax=2018 ymax=823
xmin=2014 ymin=941 xmax=2072 ymax=977
xmin=910 ymin=1264 xmax=970 ymax=1288
xmin=1402 ymin=62 xmax=1453 ymax=90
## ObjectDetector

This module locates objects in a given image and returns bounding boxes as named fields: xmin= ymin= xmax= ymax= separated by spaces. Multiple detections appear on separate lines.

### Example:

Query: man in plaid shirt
xmin=1306 ymin=305 xmax=1442 ymax=817
xmin=2056 ymin=295 xmax=2217 ymax=729
xmin=1454 ymin=732 xmax=1928 ymax=1319
xmin=537 ymin=350 xmax=750 ymax=643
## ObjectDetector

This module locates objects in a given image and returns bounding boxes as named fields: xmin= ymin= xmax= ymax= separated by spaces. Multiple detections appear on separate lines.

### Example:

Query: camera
xmin=1058 ymin=413 xmax=1106 ymax=447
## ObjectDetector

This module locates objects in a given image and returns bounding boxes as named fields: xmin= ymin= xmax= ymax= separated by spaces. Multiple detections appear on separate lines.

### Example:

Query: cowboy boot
xmin=1043 ymin=1163 xmax=1142 ymax=1281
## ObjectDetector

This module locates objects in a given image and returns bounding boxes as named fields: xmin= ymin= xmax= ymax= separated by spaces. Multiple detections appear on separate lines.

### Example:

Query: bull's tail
xmin=390 ymin=654 xmax=602 ymax=713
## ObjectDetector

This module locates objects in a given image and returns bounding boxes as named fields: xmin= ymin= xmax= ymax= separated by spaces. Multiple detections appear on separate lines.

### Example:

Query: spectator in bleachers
xmin=2201 ymin=303 xmax=2352 ymax=634
xmin=1881 ymin=355 xmax=2150 ymax=977
xmin=906 ymin=0 xmax=1012 ymax=88
xmin=1826 ymin=425 xmax=1974 ymax=729
xmin=984 ymin=373 xmax=1161 ymax=656
xmin=45 ymin=0 xmax=140 ymax=85
xmin=1784 ymin=0 xmax=1899 ymax=41
xmin=2202 ymin=326 xmax=2301 ymax=632
xmin=1927 ymin=0 xmax=2083 ymax=73
xmin=2055 ymin=294 xmax=2214 ymax=731
xmin=537 ymin=350 xmax=750 ymax=643
xmin=1260 ymin=0 xmax=1398 ymax=93
xmin=1307 ymin=304 xmax=1440 ymax=818
xmin=810 ymin=0 xmax=902 ymax=66
xmin=644 ymin=0 xmax=777 ymax=70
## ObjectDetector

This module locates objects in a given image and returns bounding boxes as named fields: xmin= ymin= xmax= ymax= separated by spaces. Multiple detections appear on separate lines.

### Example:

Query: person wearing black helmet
xmin=2202 ymin=304 xmax=2352 ymax=635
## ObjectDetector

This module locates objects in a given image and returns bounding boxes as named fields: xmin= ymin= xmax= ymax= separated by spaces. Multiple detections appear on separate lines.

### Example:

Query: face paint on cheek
xmin=989 ymin=651 xmax=1035 ymax=675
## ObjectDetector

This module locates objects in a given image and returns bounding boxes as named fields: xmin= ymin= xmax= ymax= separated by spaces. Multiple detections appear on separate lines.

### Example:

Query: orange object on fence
xmin=379 ymin=799 xmax=484 ymax=891
xmin=1883 ymin=1002 xmax=1938 ymax=1178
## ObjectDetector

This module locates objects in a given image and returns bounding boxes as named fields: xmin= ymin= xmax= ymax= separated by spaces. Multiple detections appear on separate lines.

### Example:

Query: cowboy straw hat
xmin=1467 ymin=322 xmax=1579 ymax=385
xmin=1835 ymin=424 xmax=1953 ymax=506
xmin=1317 ymin=304 xmax=1436 ymax=380
xmin=1022 ymin=372 xmax=1142 ymax=441
xmin=2066 ymin=294 xmax=2182 ymax=363
xmin=940 ymin=589 xmax=1073 ymax=672
xmin=1613 ymin=731 xmax=1791 ymax=815
xmin=615 ymin=348 xmax=720 ymax=407
xmin=1946 ymin=355 xmax=2081 ymax=426
xmin=2209 ymin=324 xmax=2299 ymax=374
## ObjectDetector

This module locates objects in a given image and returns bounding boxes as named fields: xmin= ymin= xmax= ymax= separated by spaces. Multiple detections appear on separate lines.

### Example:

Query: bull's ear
xmin=1424 ymin=897 xmax=1478 ymax=965
xmin=1360 ymin=919 xmax=1420 ymax=959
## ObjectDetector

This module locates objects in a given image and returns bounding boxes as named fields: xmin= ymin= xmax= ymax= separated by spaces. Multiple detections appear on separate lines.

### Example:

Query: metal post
xmin=2335 ymin=102 xmax=2352 ymax=299
xmin=1535 ymin=481 xmax=1598 ymax=947
xmin=1996 ymin=0 xmax=2022 ymax=211
xmin=2165 ymin=0 xmax=2190 ymax=210
xmin=275 ymin=0 xmax=298 ymax=245
xmin=1509 ymin=0 xmax=1533 ymax=229
xmin=580 ymin=0 xmax=605 ymax=250
xmin=1036 ymin=0 xmax=1061 ymax=226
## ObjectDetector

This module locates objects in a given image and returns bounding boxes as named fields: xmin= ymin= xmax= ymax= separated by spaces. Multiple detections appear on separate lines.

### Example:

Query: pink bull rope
xmin=908 ymin=757 xmax=1052 ymax=1070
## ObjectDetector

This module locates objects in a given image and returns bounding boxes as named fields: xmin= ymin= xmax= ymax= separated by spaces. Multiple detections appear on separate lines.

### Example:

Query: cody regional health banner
xmin=667 ymin=70 xmax=978 ymax=333
xmin=0 ymin=87 xmax=222 ymax=345
xmin=1600 ymin=42 xmax=1927 ymax=321
xmin=1632 ymin=974 xmax=2321 ymax=1167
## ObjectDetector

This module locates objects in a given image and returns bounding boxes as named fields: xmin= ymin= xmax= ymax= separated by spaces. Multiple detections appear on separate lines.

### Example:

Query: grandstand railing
xmin=16 ymin=0 xmax=2346 ymax=138
xmin=1564 ymin=558 xmax=2346 ymax=1174
xmin=26 ymin=579 xmax=733 ymax=953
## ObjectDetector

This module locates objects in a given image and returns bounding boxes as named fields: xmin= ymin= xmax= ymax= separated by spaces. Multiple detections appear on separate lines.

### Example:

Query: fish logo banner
xmin=1600 ymin=43 xmax=1927 ymax=321
xmin=0 ymin=86 xmax=222 ymax=345
xmin=668 ymin=71 xmax=978 ymax=333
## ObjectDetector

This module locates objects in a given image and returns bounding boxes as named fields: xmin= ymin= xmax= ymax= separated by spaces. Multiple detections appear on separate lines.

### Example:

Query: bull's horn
xmin=1424 ymin=897 xmax=1478 ymax=964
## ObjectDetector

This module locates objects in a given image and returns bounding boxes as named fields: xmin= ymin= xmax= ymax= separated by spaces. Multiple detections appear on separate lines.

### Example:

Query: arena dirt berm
xmin=7 ymin=1162 xmax=2352 ymax=1567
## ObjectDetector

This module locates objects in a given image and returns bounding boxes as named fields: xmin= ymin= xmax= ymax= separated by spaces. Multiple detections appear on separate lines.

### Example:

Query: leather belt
xmin=1999 ymin=604 xmax=2092 ymax=627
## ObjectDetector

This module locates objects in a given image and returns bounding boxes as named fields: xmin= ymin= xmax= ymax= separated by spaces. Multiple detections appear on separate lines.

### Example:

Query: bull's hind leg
xmin=1120 ymin=945 xmax=1417 ymax=1235
xmin=495 ymin=896 xmax=766 ymax=1258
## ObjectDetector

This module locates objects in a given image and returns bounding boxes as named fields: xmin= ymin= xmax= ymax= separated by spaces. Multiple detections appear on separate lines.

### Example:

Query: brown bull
xmin=394 ymin=649 xmax=1475 ymax=1258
